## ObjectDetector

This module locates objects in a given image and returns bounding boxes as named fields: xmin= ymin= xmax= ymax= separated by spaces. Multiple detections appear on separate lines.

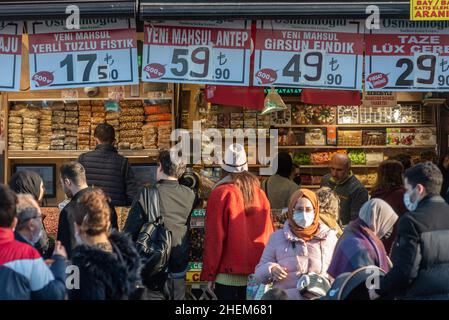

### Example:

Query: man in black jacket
xmin=57 ymin=162 xmax=118 ymax=258
xmin=321 ymin=153 xmax=369 ymax=226
xmin=78 ymin=123 xmax=138 ymax=207
xmin=370 ymin=162 xmax=449 ymax=300
xmin=124 ymin=150 xmax=195 ymax=300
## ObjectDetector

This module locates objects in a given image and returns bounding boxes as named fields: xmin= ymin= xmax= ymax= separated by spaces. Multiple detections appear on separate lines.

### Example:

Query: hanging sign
xmin=27 ymin=18 xmax=138 ymax=90
xmin=142 ymin=20 xmax=252 ymax=86
xmin=365 ymin=19 xmax=449 ymax=91
xmin=0 ymin=22 xmax=22 ymax=91
xmin=253 ymin=19 xmax=364 ymax=90
xmin=363 ymin=91 xmax=398 ymax=108
xmin=410 ymin=0 xmax=449 ymax=21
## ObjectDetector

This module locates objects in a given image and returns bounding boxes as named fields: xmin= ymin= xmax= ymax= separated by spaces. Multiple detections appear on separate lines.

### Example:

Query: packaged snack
xmin=65 ymin=111 xmax=78 ymax=117
xmin=338 ymin=130 xmax=362 ymax=146
xmin=327 ymin=126 xmax=337 ymax=146
xmin=337 ymin=105 xmax=359 ymax=124
xmin=78 ymin=105 xmax=92 ymax=112
xmin=64 ymin=117 xmax=78 ymax=124
xmin=400 ymin=128 xmax=416 ymax=146
xmin=306 ymin=128 xmax=326 ymax=146
xmin=9 ymin=116 xmax=23 ymax=124
xmin=386 ymin=128 xmax=401 ymax=145
xmin=362 ymin=130 xmax=386 ymax=146
xmin=414 ymin=127 xmax=437 ymax=146
xmin=52 ymin=111 xmax=65 ymax=117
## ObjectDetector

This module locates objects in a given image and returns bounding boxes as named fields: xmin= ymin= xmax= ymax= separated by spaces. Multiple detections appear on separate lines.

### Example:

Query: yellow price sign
xmin=411 ymin=0 xmax=449 ymax=20
xmin=185 ymin=271 xmax=202 ymax=283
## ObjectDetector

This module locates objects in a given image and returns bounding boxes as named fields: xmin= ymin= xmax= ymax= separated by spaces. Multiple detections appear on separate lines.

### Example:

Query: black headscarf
xmin=9 ymin=171 xmax=43 ymax=201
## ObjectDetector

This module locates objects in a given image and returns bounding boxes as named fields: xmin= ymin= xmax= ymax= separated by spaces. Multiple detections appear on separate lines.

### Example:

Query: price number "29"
xmin=395 ymin=54 xmax=437 ymax=87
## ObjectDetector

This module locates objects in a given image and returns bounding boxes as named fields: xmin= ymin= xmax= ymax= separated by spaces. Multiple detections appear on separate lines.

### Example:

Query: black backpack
xmin=135 ymin=186 xmax=172 ymax=290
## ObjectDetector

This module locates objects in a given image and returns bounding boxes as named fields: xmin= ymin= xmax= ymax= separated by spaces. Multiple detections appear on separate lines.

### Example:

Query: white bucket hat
xmin=221 ymin=143 xmax=248 ymax=173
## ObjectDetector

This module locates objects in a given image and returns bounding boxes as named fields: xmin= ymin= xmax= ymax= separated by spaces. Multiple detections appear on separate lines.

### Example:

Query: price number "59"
xmin=170 ymin=46 xmax=231 ymax=80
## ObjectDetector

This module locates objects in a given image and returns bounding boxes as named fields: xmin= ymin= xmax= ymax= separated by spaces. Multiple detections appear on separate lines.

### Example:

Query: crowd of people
xmin=1 ymin=122 xmax=449 ymax=300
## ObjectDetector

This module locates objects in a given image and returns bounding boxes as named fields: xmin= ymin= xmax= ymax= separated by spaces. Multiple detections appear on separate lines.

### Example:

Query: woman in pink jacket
xmin=255 ymin=189 xmax=338 ymax=300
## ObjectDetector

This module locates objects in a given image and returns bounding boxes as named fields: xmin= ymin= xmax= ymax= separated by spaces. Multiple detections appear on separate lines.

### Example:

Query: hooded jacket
xmin=69 ymin=231 xmax=140 ymax=300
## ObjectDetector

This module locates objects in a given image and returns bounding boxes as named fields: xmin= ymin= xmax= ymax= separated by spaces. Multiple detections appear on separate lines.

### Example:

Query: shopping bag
xmin=246 ymin=274 xmax=272 ymax=300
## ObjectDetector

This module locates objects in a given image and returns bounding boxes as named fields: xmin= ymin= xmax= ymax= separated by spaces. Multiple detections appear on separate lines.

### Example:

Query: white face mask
xmin=31 ymin=219 xmax=43 ymax=244
xmin=403 ymin=187 xmax=419 ymax=212
xmin=293 ymin=210 xmax=315 ymax=228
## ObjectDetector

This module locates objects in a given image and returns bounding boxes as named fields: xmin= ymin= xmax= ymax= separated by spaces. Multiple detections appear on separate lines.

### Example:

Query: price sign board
xmin=365 ymin=19 xmax=449 ymax=91
xmin=0 ymin=22 xmax=22 ymax=91
xmin=253 ymin=20 xmax=364 ymax=90
xmin=142 ymin=20 xmax=251 ymax=86
xmin=27 ymin=18 xmax=138 ymax=90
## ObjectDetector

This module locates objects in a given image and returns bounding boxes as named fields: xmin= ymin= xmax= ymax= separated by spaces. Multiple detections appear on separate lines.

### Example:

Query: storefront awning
xmin=0 ymin=0 xmax=136 ymax=20
xmin=140 ymin=0 xmax=409 ymax=19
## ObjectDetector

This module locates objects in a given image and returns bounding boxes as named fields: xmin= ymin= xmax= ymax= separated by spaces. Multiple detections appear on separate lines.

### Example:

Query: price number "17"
xmin=60 ymin=53 xmax=118 ymax=82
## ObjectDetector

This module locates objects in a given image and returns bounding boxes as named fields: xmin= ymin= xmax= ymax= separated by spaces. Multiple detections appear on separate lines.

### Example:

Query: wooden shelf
xmin=302 ymin=185 xmax=374 ymax=189
xmin=193 ymin=164 xmax=269 ymax=168
xmin=279 ymin=145 xmax=435 ymax=149
xmin=272 ymin=124 xmax=436 ymax=128
xmin=299 ymin=165 xmax=379 ymax=168
xmin=7 ymin=149 xmax=160 ymax=159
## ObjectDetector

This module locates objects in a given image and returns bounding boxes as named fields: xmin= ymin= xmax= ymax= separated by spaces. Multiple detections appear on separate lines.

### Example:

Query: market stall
xmin=1 ymin=2 xmax=449 ymax=299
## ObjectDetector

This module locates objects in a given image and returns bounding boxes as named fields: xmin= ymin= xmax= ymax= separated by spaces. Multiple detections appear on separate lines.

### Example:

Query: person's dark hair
xmin=9 ymin=171 xmax=43 ymax=201
xmin=74 ymin=188 xmax=110 ymax=236
xmin=159 ymin=149 xmax=186 ymax=179
xmin=404 ymin=162 xmax=443 ymax=195
xmin=372 ymin=160 xmax=404 ymax=194
xmin=94 ymin=123 xmax=115 ymax=144
xmin=60 ymin=162 xmax=87 ymax=186
xmin=0 ymin=184 xmax=18 ymax=228
xmin=276 ymin=152 xmax=293 ymax=178
xmin=389 ymin=153 xmax=412 ymax=171
xmin=261 ymin=288 xmax=289 ymax=300
xmin=229 ymin=171 xmax=261 ymax=209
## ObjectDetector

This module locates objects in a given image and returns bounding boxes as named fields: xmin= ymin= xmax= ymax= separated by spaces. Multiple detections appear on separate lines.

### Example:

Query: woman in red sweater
xmin=201 ymin=143 xmax=274 ymax=300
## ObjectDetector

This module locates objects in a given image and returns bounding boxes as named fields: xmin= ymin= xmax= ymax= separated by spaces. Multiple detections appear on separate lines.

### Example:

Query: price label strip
xmin=0 ymin=22 xmax=22 ymax=91
xmin=142 ymin=20 xmax=252 ymax=86
xmin=253 ymin=20 xmax=364 ymax=90
xmin=365 ymin=19 xmax=449 ymax=92
xmin=27 ymin=18 xmax=138 ymax=90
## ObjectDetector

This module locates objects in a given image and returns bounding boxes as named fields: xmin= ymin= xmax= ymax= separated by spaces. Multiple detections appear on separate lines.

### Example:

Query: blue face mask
xmin=403 ymin=188 xmax=419 ymax=212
